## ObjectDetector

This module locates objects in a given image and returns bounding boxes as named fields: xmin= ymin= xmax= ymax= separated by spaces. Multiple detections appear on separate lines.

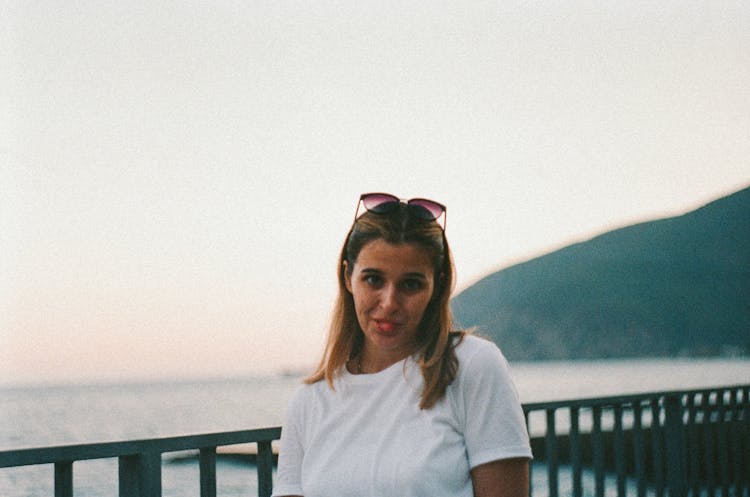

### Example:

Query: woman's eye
xmin=364 ymin=275 xmax=382 ymax=286
xmin=401 ymin=279 xmax=424 ymax=292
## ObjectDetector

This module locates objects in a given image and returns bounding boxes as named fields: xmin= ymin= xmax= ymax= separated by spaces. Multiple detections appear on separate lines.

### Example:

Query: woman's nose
xmin=379 ymin=284 xmax=400 ymax=312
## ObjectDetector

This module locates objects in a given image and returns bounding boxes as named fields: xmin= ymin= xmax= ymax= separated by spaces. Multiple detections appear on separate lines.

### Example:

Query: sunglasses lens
xmin=408 ymin=199 xmax=445 ymax=220
xmin=357 ymin=193 xmax=445 ymax=229
xmin=362 ymin=193 xmax=399 ymax=214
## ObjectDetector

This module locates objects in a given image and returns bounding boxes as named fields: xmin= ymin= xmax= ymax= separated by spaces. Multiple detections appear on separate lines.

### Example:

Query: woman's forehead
xmin=354 ymin=239 xmax=434 ymax=274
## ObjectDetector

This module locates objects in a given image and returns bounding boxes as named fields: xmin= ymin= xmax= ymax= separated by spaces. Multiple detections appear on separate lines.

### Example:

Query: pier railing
xmin=0 ymin=384 xmax=747 ymax=497
xmin=524 ymin=384 xmax=749 ymax=497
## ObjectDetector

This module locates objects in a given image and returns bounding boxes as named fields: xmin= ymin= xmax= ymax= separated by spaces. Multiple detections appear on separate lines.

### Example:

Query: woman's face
xmin=345 ymin=239 xmax=436 ymax=359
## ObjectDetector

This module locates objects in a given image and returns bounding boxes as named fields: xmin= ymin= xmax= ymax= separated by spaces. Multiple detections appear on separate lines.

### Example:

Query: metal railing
xmin=1 ymin=385 xmax=747 ymax=497
xmin=523 ymin=385 xmax=749 ymax=497
xmin=0 ymin=428 xmax=280 ymax=497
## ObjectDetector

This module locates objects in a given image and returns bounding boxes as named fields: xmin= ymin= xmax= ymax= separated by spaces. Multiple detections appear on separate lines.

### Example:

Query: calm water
xmin=1 ymin=358 xmax=749 ymax=496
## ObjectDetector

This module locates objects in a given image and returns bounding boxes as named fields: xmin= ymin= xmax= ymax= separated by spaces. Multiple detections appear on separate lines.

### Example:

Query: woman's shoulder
xmin=289 ymin=367 xmax=356 ymax=402
xmin=453 ymin=333 xmax=511 ymax=376
xmin=288 ymin=375 xmax=330 ymax=402
xmin=454 ymin=333 xmax=504 ymax=359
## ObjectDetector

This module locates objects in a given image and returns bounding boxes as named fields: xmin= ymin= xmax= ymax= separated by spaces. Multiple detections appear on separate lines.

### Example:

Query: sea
xmin=1 ymin=358 xmax=749 ymax=497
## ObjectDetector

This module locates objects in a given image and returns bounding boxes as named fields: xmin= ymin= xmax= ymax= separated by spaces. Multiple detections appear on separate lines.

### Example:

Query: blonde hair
xmin=306 ymin=204 xmax=464 ymax=409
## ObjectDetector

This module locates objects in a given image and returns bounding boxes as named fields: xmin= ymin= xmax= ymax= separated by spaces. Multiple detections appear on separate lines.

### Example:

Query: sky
xmin=1 ymin=1 xmax=748 ymax=386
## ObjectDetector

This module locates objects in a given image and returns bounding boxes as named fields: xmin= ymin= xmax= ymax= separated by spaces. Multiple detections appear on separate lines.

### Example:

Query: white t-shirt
xmin=272 ymin=335 xmax=532 ymax=497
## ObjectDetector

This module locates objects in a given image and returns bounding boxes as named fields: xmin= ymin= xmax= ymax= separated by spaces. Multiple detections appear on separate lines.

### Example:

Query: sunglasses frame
xmin=354 ymin=192 xmax=447 ymax=230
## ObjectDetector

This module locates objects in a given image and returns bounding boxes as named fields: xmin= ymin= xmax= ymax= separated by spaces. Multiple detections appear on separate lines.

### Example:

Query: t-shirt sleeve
xmin=457 ymin=338 xmax=533 ymax=469
xmin=271 ymin=387 xmax=306 ymax=497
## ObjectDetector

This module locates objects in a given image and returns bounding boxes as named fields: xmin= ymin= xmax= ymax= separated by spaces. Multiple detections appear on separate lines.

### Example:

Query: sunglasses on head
xmin=354 ymin=193 xmax=447 ymax=229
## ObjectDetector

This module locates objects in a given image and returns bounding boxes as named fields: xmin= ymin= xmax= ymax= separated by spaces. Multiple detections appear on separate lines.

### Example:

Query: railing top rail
xmin=0 ymin=426 xmax=281 ymax=469
xmin=521 ymin=383 xmax=749 ymax=412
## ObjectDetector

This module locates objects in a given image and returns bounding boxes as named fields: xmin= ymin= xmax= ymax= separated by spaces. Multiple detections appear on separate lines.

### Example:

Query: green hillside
xmin=451 ymin=186 xmax=750 ymax=360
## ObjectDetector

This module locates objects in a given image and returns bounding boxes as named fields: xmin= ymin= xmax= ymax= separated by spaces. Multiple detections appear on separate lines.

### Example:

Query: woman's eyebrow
xmin=359 ymin=268 xmax=427 ymax=279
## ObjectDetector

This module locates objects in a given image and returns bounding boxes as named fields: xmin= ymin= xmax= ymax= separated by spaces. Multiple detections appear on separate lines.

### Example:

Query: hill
xmin=451 ymin=186 xmax=750 ymax=360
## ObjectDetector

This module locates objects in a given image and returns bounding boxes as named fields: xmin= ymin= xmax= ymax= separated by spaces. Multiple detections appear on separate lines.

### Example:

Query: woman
xmin=272 ymin=193 xmax=532 ymax=497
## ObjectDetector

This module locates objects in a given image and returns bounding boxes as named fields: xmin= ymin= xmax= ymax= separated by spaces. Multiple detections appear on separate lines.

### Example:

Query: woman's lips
xmin=375 ymin=320 xmax=398 ymax=333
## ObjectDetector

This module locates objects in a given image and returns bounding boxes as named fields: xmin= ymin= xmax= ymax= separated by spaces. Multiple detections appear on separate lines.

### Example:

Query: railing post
xmin=651 ymin=397 xmax=665 ymax=497
xmin=544 ymin=409 xmax=559 ymax=497
xmin=716 ymin=390 xmax=730 ymax=497
xmin=257 ymin=440 xmax=274 ymax=497
xmin=120 ymin=455 xmax=139 ymax=497
xmin=118 ymin=452 xmax=162 ymax=497
xmin=664 ymin=394 xmax=687 ymax=497
xmin=743 ymin=387 xmax=750 ymax=494
xmin=632 ymin=402 xmax=646 ymax=497
xmin=613 ymin=405 xmax=626 ymax=497
xmin=592 ymin=405 xmax=605 ymax=497
xmin=569 ymin=407 xmax=582 ymax=497
xmin=199 ymin=447 xmax=217 ymax=497
xmin=54 ymin=461 xmax=73 ymax=497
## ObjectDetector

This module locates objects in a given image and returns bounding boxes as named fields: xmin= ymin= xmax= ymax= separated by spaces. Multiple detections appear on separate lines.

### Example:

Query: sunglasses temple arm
xmin=353 ymin=199 xmax=361 ymax=224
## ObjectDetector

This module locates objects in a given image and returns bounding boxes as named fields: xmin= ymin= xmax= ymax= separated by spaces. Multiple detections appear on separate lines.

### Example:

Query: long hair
xmin=306 ymin=203 xmax=464 ymax=409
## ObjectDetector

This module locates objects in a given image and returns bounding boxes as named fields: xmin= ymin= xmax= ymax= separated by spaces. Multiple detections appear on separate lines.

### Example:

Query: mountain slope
xmin=451 ymin=186 xmax=750 ymax=360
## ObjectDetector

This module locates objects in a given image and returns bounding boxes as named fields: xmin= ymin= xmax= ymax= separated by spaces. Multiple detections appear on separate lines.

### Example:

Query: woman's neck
xmin=353 ymin=343 xmax=416 ymax=374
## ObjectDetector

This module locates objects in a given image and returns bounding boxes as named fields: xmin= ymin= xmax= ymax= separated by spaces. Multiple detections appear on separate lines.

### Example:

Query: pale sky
xmin=2 ymin=1 xmax=748 ymax=386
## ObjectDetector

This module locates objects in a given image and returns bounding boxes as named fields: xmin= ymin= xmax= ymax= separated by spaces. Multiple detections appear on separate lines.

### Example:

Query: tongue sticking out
xmin=377 ymin=321 xmax=395 ymax=332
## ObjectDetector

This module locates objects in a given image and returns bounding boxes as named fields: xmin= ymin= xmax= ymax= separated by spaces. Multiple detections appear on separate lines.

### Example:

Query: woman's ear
xmin=343 ymin=261 xmax=353 ymax=293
